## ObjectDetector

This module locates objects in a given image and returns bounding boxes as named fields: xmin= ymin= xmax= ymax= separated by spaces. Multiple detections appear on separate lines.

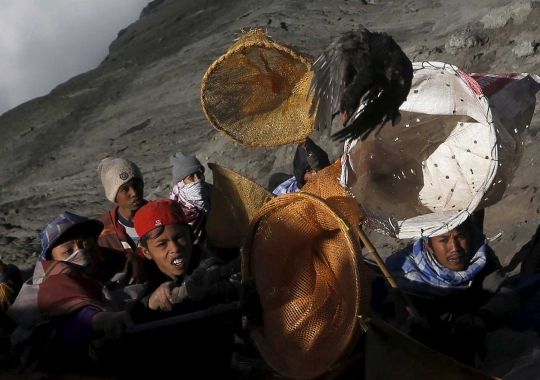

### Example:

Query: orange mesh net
xmin=242 ymin=192 xmax=368 ymax=379
xmin=302 ymin=159 xmax=364 ymax=241
xmin=201 ymin=29 xmax=316 ymax=146
xmin=0 ymin=260 xmax=17 ymax=313
xmin=301 ymin=160 xmax=350 ymax=200
xmin=205 ymin=163 xmax=274 ymax=248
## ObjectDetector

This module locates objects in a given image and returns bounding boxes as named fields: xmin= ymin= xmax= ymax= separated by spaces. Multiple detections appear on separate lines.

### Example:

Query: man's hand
xmin=451 ymin=313 xmax=487 ymax=348
xmin=451 ymin=312 xmax=488 ymax=363
xmin=184 ymin=267 xmax=210 ymax=302
xmin=124 ymin=251 xmax=148 ymax=284
xmin=148 ymin=281 xmax=175 ymax=311
xmin=91 ymin=311 xmax=134 ymax=340
xmin=239 ymin=278 xmax=263 ymax=331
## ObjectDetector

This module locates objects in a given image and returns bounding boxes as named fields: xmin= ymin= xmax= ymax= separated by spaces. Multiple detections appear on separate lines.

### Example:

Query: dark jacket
xmin=382 ymin=249 xmax=519 ymax=365
xmin=121 ymin=246 xmax=239 ymax=379
xmin=293 ymin=138 xmax=330 ymax=188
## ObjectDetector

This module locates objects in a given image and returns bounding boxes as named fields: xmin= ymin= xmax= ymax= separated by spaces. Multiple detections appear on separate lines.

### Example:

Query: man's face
xmin=50 ymin=233 xmax=101 ymax=272
xmin=426 ymin=227 xmax=471 ymax=271
xmin=142 ymin=223 xmax=192 ymax=279
xmin=183 ymin=171 xmax=204 ymax=185
xmin=115 ymin=178 xmax=144 ymax=211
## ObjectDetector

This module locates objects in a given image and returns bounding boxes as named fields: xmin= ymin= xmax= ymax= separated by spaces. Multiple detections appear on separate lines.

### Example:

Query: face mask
xmin=64 ymin=248 xmax=100 ymax=273
xmin=179 ymin=180 xmax=210 ymax=214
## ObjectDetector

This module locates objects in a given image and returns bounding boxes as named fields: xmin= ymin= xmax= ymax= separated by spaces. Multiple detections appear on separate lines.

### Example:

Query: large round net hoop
xmin=242 ymin=192 xmax=368 ymax=379
xmin=201 ymin=29 xmax=316 ymax=146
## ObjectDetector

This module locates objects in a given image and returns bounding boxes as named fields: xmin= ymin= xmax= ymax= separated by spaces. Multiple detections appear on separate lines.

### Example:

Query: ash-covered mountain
xmin=1 ymin=0 xmax=539 ymax=271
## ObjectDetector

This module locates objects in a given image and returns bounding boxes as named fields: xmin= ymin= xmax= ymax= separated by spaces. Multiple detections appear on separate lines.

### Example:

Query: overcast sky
xmin=0 ymin=0 xmax=150 ymax=115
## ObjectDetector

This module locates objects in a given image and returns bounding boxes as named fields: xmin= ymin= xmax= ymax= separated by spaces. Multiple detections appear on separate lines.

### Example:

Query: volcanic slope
xmin=0 ymin=0 xmax=539 ymax=280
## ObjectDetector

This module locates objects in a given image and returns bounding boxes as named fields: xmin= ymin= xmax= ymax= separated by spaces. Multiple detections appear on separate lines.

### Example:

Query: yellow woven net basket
xmin=205 ymin=163 xmax=274 ymax=248
xmin=201 ymin=29 xmax=316 ymax=146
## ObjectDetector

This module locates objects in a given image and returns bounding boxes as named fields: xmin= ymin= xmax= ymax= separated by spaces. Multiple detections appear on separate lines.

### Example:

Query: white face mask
xmin=179 ymin=179 xmax=210 ymax=214
xmin=64 ymin=248 xmax=99 ymax=273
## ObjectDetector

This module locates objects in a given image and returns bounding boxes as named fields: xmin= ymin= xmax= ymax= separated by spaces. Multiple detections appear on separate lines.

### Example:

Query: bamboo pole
xmin=357 ymin=226 xmax=420 ymax=319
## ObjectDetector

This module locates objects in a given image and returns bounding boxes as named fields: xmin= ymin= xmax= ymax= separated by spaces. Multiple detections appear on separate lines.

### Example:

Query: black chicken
xmin=308 ymin=27 xmax=414 ymax=141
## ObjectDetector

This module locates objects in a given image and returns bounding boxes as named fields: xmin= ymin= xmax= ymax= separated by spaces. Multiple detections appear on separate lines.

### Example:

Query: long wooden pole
xmin=357 ymin=226 xmax=420 ymax=319
xmin=126 ymin=302 xmax=240 ymax=335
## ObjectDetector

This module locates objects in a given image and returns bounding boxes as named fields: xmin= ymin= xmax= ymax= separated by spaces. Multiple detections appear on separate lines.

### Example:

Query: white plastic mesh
xmin=341 ymin=61 xmax=540 ymax=239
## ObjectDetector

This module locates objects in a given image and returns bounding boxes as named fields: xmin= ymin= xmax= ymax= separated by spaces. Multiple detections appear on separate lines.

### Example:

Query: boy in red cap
xmin=134 ymin=198 xmax=193 ymax=303
xmin=125 ymin=199 xmax=240 ymax=378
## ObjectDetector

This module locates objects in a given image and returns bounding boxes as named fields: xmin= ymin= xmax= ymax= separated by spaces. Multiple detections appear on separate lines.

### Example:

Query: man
xmin=122 ymin=199 xmax=241 ymax=378
xmin=383 ymin=219 xmax=520 ymax=366
xmin=96 ymin=157 xmax=147 ymax=282
xmin=169 ymin=152 xmax=211 ymax=245
xmin=8 ymin=212 xmax=139 ymax=376
xmin=270 ymin=138 xmax=331 ymax=195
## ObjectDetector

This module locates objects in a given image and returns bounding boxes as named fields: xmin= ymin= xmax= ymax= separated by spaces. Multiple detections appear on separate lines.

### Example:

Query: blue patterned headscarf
xmin=40 ymin=212 xmax=104 ymax=261
xmin=385 ymin=227 xmax=489 ymax=299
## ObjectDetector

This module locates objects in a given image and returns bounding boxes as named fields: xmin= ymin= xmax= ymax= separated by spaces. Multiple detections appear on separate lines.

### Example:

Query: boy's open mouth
xmin=172 ymin=257 xmax=185 ymax=268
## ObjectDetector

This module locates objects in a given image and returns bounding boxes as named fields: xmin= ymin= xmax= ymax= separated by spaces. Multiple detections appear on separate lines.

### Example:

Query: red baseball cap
xmin=134 ymin=199 xmax=187 ymax=238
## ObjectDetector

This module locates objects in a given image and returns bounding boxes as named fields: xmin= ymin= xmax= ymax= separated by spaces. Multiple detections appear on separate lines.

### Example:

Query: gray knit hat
xmin=170 ymin=152 xmax=204 ymax=184
xmin=97 ymin=157 xmax=143 ymax=203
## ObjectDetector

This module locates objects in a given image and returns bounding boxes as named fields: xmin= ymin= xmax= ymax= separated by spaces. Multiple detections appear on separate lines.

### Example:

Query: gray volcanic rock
xmin=0 ymin=0 xmax=540 ymax=278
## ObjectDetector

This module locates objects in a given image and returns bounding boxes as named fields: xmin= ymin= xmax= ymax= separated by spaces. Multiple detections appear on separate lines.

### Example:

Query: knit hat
xmin=97 ymin=158 xmax=143 ymax=203
xmin=170 ymin=152 xmax=205 ymax=184
xmin=134 ymin=199 xmax=187 ymax=239
xmin=40 ymin=212 xmax=104 ymax=261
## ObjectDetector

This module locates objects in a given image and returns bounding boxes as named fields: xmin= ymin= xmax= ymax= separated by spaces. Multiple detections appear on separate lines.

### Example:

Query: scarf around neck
xmin=386 ymin=227 xmax=489 ymax=298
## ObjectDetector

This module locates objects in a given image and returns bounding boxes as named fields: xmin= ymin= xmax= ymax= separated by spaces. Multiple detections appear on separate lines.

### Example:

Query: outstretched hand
xmin=185 ymin=267 xmax=210 ymax=302
xmin=407 ymin=315 xmax=433 ymax=346
xmin=92 ymin=311 xmax=134 ymax=340
xmin=148 ymin=281 xmax=175 ymax=311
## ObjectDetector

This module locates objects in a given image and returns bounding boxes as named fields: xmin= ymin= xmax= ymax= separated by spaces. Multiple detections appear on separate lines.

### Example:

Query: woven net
xmin=0 ymin=261 xmax=17 ymax=313
xmin=205 ymin=163 xmax=274 ymax=248
xmin=242 ymin=192 xmax=368 ymax=379
xmin=201 ymin=29 xmax=316 ymax=146
xmin=302 ymin=160 xmax=350 ymax=199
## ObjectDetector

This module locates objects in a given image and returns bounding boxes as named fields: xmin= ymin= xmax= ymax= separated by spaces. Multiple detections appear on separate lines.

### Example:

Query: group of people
xmin=0 ymin=139 xmax=335 ymax=378
xmin=0 ymin=137 xmax=539 ymax=377
xmin=0 ymin=153 xmax=245 ymax=379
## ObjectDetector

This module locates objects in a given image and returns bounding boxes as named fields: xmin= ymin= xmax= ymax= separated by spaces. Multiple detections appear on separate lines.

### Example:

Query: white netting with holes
xmin=340 ymin=61 xmax=540 ymax=239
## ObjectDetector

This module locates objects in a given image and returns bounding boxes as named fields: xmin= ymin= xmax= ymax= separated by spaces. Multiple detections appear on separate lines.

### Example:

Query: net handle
xmin=357 ymin=226 xmax=420 ymax=319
